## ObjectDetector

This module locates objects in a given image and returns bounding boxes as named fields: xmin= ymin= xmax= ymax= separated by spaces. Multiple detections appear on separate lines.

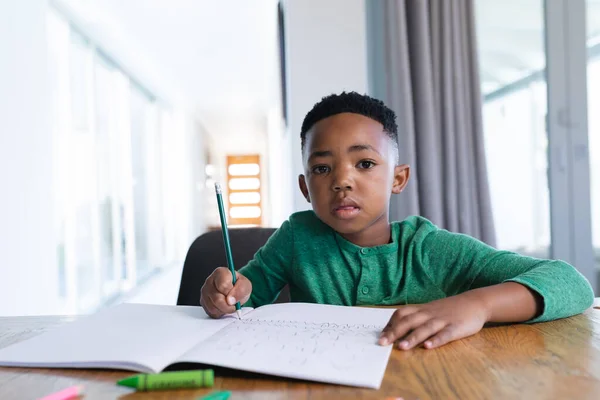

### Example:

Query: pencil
xmin=214 ymin=182 xmax=242 ymax=319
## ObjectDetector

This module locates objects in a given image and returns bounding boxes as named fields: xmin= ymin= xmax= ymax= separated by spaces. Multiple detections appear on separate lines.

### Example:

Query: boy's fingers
xmin=227 ymin=273 xmax=252 ymax=305
xmin=207 ymin=292 xmax=236 ymax=315
xmin=201 ymin=268 xmax=251 ymax=318
xmin=201 ymin=293 xmax=224 ymax=318
xmin=379 ymin=312 xmax=428 ymax=346
xmin=213 ymin=267 xmax=235 ymax=294
xmin=380 ymin=306 xmax=417 ymax=330
xmin=381 ymin=307 xmax=415 ymax=330
xmin=392 ymin=306 xmax=417 ymax=319
xmin=200 ymin=278 xmax=222 ymax=318
xmin=397 ymin=319 xmax=446 ymax=350
xmin=424 ymin=325 xmax=456 ymax=349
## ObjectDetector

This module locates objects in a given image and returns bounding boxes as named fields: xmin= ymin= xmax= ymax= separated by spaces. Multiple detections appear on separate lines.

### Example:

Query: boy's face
xmin=299 ymin=113 xmax=409 ymax=240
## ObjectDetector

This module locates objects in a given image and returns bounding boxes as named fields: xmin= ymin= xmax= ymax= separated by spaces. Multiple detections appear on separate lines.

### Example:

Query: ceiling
xmin=476 ymin=0 xmax=600 ymax=96
xmin=54 ymin=0 xmax=281 ymax=115
xmin=54 ymin=1 xmax=600 ymax=112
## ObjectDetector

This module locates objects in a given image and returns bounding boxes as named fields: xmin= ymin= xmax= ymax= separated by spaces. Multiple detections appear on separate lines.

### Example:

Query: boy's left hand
xmin=378 ymin=292 xmax=489 ymax=350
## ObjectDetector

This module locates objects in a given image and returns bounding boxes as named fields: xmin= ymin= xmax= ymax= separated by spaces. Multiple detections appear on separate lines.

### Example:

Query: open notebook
xmin=0 ymin=303 xmax=395 ymax=389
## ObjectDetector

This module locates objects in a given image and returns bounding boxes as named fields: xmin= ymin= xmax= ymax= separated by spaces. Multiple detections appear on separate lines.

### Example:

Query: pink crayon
xmin=38 ymin=385 xmax=84 ymax=400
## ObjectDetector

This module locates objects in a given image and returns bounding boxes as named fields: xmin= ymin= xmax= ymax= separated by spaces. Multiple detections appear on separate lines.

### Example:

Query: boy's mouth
xmin=332 ymin=205 xmax=361 ymax=219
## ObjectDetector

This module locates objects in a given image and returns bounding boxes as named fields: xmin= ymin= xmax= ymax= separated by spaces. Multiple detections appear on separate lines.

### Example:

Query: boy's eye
xmin=357 ymin=160 xmax=376 ymax=169
xmin=312 ymin=165 xmax=330 ymax=175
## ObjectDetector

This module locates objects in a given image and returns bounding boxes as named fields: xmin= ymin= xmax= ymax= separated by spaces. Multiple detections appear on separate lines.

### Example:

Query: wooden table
xmin=2 ymin=301 xmax=600 ymax=400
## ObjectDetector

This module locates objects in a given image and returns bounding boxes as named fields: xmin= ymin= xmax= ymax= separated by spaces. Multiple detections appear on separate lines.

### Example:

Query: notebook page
xmin=174 ymin=303 xmax=395 ymax=389
xmin=0 ymin=303 xmax=246 ymax=373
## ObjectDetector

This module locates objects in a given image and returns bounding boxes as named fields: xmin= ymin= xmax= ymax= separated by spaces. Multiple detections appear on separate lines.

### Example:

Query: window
xmin=47 ymin=7 xmax=177 ymax=313
xmin=227 ymin=155 xmax=262 ymax=226
xmin=477 ymin=0 xmax=598 ymax=290
xmin=587 ymin=0 xmax=600 ymax=270
xmin=476 ymin=0 xmax=550 ymax=257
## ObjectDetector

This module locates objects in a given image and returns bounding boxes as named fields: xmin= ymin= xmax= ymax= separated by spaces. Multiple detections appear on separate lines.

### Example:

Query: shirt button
xmin=360 ymin=248 xmax=368 ymax=255
xmin=362 ymin=286 xmax=370 ymax=295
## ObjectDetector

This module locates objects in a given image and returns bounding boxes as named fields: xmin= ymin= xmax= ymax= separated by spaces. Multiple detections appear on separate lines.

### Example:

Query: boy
xmin=200 ymin=92 xmax=594 ymax=350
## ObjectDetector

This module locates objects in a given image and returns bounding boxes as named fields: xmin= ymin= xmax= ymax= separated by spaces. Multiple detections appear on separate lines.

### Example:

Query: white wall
xmin=282 ymin=0 xmax=369 ymax=212
xmin=0 ymin=0 xmax=60 ymax=316
xmin=267 ymin=107 xmax=292 ymax=227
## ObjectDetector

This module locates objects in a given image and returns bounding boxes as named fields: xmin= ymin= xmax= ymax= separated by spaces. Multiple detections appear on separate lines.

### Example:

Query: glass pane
xmin=228 ymin=163 xmax=260 ymax=176
xmin=587 ymin=0 xmax=600 ymax=269
xmin=94 ymin=55 xmax=121 ymax=291
xmin=230 ymin=192 xmax=261 ymax=204
xmin=229 ymin=178 xmax=261 ymax=190
xmin=230 ymin=206 xmax=262 ymax=219
xmin=47 ymin=8 xmax=70 ymax=300
xmin=69 ymin=31 xmax=103 ymax=310
xmin=475 ymin=0 xmax=551 ymax=257
xmin=69 ymin=31 xmax=91 ymax=131
xmin=130 ymin=86 xmax=152 ymax=279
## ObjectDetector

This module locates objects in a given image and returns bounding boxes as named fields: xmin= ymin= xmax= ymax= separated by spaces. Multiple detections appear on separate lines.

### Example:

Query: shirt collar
xmin=333 ymin=223 xmax=399 ymax=255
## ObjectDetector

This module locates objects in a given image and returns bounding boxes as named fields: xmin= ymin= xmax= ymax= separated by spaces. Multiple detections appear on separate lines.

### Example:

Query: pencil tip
xmin=236 ymin=310 xmax=242 ymax=319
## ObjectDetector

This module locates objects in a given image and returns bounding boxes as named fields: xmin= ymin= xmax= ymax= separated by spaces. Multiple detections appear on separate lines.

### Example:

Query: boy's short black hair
xmin=300 ymin=91 xmax=398 ymax=149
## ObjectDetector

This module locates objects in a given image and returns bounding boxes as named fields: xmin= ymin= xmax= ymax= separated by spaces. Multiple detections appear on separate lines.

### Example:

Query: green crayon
xmin=198 ymin=391 xmax=231 ymax=400
xmin=117 ymin=369 xmax=214 ymax=391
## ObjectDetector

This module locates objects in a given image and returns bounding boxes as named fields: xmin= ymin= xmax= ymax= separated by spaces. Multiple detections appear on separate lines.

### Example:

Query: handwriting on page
xmin=202 ymin=318 xmax=386 ymax=370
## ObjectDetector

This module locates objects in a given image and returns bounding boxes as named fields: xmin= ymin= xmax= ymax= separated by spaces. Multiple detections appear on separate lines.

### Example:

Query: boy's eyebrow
xmin=308 ymin=150 xmax=333 ymax=161
xmin=348 ymin=144 xmax=381 ymax=155
xmin=308 ymin=144 xmax=382 ymax=162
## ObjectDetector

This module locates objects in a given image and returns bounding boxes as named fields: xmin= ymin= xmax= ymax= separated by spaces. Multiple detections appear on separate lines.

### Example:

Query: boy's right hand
xmin=200 ymin=267 xmax=252 ymax=319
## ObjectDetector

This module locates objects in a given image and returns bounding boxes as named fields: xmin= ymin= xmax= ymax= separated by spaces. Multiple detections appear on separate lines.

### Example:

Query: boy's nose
xmin=332 ymin=175 xmax=353 ymax=191
xmin=331 ymin=166 xmax=354 ymax=191
xmin=333 ymin=183 xmax=352 ymax=191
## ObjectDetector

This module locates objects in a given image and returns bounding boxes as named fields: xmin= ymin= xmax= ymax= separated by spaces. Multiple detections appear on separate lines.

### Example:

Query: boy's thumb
xmin=227 ymin=273 xmax=252 ymax=305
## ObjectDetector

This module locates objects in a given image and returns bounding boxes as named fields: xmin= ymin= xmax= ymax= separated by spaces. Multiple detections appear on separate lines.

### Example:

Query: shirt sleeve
xmin=415 ymin=219 xmax=594 ymax=322
xmin=238 ymin=219 xmax=294 ymax=308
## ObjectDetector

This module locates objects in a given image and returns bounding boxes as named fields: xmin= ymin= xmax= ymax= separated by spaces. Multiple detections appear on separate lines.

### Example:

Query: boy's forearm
xmin=467 ymin=282 xmax=544 ymax=323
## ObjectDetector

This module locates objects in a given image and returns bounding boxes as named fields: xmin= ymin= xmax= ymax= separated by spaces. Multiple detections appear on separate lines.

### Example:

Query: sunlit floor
xmin=107 ymin=263 xmax=184 ymax=308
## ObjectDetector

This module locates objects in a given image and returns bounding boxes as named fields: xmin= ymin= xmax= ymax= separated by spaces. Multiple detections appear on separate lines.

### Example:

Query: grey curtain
xmin=367 ymin=0 xmax=496 ymax=246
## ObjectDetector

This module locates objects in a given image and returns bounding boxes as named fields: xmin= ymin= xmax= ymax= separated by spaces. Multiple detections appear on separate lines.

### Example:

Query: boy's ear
xmin=392 ymin=164 xmax=410 ymax=194
xmin=298 ymin=174 xmax=311 ymax=203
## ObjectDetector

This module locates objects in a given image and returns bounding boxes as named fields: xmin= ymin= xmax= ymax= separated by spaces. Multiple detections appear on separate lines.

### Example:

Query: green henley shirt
xmin=239 ymin=211 xmax=594 ymax=322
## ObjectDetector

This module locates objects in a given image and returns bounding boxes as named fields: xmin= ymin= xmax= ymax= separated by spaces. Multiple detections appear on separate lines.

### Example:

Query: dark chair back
xmin=177 ymin=227 xmax=290 ymax=306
